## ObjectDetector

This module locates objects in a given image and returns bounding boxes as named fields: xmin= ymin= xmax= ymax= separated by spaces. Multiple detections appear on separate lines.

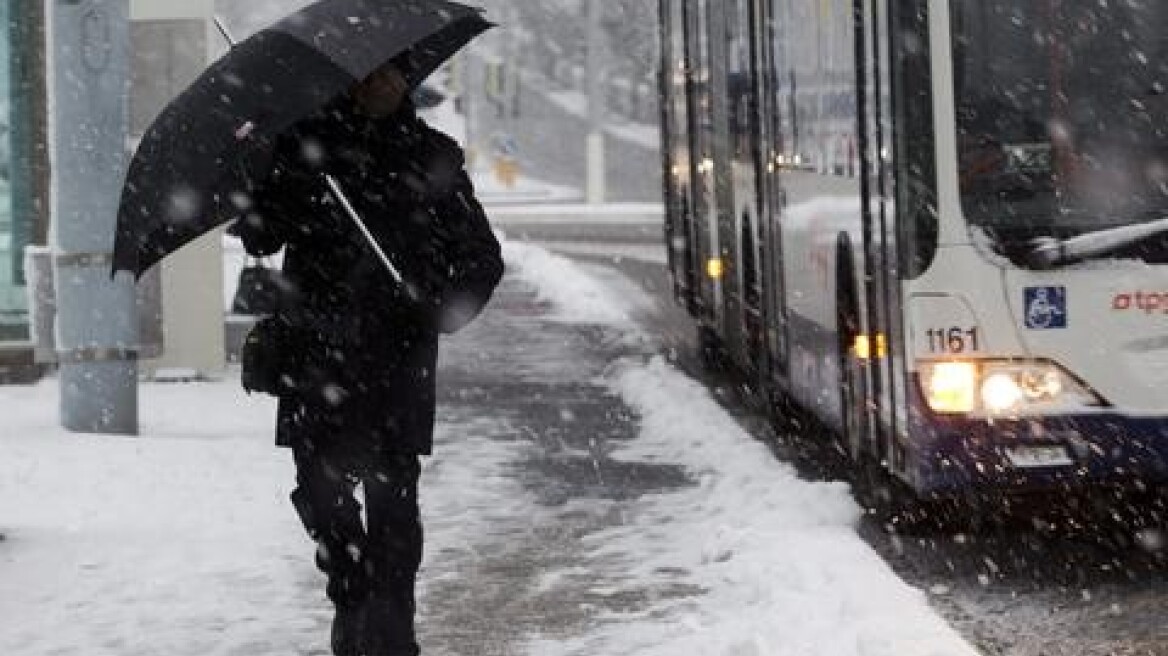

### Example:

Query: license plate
xmin=1003 ymin=445 xmax=1074 ymax=468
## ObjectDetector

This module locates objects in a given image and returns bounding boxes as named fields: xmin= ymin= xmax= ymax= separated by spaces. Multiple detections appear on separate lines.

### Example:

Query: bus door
xmin=756 ymin=0 xmax=790 ymax=382
xmin=682 ymin=0 xmax=725 ymax=330
xmin=705 ymin=0 xmax=740 ymax=351
xmin=660 ymin=0 xmax=699 ymax=314
xmin=855 ymin=0 xmax=907 ymax=463
xmin=726 ymin=0 xmax=768 ymax=379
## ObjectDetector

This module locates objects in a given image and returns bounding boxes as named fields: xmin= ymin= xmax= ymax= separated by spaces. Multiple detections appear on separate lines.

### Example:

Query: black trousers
xmin=291 ymin=442 xmax=423 ymax=655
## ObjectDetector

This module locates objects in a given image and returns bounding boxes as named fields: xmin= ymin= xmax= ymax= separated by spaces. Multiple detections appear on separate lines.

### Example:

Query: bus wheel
xmin=697 ymin=324 xmax=726 ymax=372
xmin=840 ymin=350 xmax=865 ymax=461
xmin=836 ymin=284 xmax=865 ymax=462
xmin=856 ymin=458 xmax=953 ymax=535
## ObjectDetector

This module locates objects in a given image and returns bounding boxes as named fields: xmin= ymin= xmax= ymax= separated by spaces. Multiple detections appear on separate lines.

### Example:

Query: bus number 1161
xmin=926 ymin=327 xmax=980 ymax=354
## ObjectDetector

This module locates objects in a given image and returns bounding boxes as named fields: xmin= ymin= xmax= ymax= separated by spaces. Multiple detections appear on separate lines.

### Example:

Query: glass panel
xmin=688 ymin=0 xmax=716 ymax=233
xmin=774 ymin=0 xmax=856 ymax=178
xmin=894 ymin=0 xmax=936 ymax=277
xmin=726 ymin=0 xmax=752 ymax=161
xmin=951 ymin=0 xmax=1168 ymax=261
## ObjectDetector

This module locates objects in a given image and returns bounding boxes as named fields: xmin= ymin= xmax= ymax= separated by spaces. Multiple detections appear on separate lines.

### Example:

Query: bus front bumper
xmin=908 ymin=412 xmax=1168 ymax=498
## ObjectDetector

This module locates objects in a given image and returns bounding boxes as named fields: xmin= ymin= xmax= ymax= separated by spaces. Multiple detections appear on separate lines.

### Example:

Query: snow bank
xmin=502 ymin=240 xmax=632 ymax=327
xmin=0 ymin=382 xmax=322 ymax=655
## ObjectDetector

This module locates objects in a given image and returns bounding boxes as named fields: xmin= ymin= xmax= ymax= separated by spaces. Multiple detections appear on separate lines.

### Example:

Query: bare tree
xmin=602 ymin=0 xmax=658 ymax=84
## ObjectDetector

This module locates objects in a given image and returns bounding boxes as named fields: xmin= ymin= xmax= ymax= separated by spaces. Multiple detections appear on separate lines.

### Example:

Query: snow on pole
xmin=50 ymin=0 xmax=138 ymax=435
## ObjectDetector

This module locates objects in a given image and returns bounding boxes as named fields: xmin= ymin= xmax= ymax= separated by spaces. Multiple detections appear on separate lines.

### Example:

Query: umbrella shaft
xmin=324 ymin=174 xmax=405 ymax=285
xmin=213 ymin=16 xmax=236 ymax=47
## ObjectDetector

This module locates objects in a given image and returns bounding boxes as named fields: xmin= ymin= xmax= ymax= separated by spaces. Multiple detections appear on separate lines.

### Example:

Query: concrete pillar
xmin=130 ymin=0 xmax=225 ymax=380
xmin=49 ymin=0 xmax=138 ymax=434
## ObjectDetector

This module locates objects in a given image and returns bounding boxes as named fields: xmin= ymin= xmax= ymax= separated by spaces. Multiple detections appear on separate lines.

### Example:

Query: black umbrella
xmin=113 ymin=0 xmax=491 ymax=279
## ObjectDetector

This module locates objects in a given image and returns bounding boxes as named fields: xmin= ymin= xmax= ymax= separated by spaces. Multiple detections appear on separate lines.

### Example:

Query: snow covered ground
xmin=0 ymin=239 xmax=978 ymax=655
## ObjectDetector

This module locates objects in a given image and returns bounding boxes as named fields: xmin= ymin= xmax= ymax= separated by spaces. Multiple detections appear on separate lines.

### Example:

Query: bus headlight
xmin=919 ymin=360 xmax=1102 ymax=416
xmin=980 ymin=372 xmax=1026 ymax=412
xmin=978 ymin=362 xmax=1097 ymax=414
xmin=920 ymin=362 xmax=978 ymax=413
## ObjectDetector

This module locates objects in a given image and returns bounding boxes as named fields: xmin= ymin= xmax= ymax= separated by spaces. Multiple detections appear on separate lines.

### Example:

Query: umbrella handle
xmin=324 ymin=174 xmax=407 ymax=288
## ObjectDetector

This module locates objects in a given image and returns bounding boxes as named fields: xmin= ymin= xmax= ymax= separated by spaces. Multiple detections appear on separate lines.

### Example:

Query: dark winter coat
xmin=232 ymin=100 xmax=503 ymax=457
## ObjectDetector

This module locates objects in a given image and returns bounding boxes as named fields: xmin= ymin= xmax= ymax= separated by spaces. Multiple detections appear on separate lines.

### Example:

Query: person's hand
xmin=399 ymin=262 xmax=448 ymax=308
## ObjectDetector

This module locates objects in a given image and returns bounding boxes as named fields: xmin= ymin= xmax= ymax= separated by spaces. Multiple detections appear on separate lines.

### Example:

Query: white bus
xmin=659 ymin=0 xmax=1168 ymax=521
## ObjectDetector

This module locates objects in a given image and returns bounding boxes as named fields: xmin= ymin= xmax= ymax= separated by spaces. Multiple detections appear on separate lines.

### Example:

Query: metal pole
xmin=465 ymin=50 xmax=484 ymax=167
xmin=502 ymin=3 xmax=520 ymax=118
xmin=50 ymin=0 xmax=138 ymax=435
xmin=585 ymin=0 xmax=606 ymax=204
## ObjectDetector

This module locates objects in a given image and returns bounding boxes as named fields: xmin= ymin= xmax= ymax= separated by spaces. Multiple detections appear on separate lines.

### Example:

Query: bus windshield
xmin=951 ymin=0 xmax=1168 ymax=262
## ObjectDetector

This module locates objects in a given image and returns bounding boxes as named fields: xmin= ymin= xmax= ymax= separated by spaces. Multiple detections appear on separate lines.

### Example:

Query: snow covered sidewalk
xmin=1 ymin=239 xmax=977 ymax=655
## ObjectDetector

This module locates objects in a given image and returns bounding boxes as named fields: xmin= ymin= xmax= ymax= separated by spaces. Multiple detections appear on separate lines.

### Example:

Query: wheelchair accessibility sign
xmin=1024 ymin=286 xmax=1067 ymax=330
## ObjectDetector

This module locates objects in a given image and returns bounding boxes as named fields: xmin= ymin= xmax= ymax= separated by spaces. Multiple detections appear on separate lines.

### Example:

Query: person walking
xmin=230 ymin=59 xmax=504 ymax=656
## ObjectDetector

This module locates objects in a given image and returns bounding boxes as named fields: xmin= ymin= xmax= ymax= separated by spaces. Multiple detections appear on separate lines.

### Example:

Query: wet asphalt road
xmin=514 ymin=228 xmax=1168 ymax=655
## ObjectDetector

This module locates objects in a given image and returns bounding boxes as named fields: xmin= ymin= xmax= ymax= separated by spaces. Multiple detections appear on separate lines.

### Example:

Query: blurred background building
xmin=130 ymin=0 xmax=224 ymax=380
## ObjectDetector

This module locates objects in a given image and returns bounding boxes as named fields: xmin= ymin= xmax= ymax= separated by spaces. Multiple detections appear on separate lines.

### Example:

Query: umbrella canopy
xmin=113 ymin=0 xmax=491 ymax=278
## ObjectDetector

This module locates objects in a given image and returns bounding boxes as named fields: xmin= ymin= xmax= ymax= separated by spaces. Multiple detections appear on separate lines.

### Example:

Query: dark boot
xmin=363 ymin=597 xmax=420 ymax=656
xmin=331 ymin=603 xmax=367 ymax=656
xmin=362 ymin=455 xmax=423 ymax=656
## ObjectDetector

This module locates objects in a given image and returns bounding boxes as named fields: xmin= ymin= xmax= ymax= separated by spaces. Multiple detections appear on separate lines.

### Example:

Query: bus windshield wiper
xmin=1025 ymin=216 xmax=1168 ymax=269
